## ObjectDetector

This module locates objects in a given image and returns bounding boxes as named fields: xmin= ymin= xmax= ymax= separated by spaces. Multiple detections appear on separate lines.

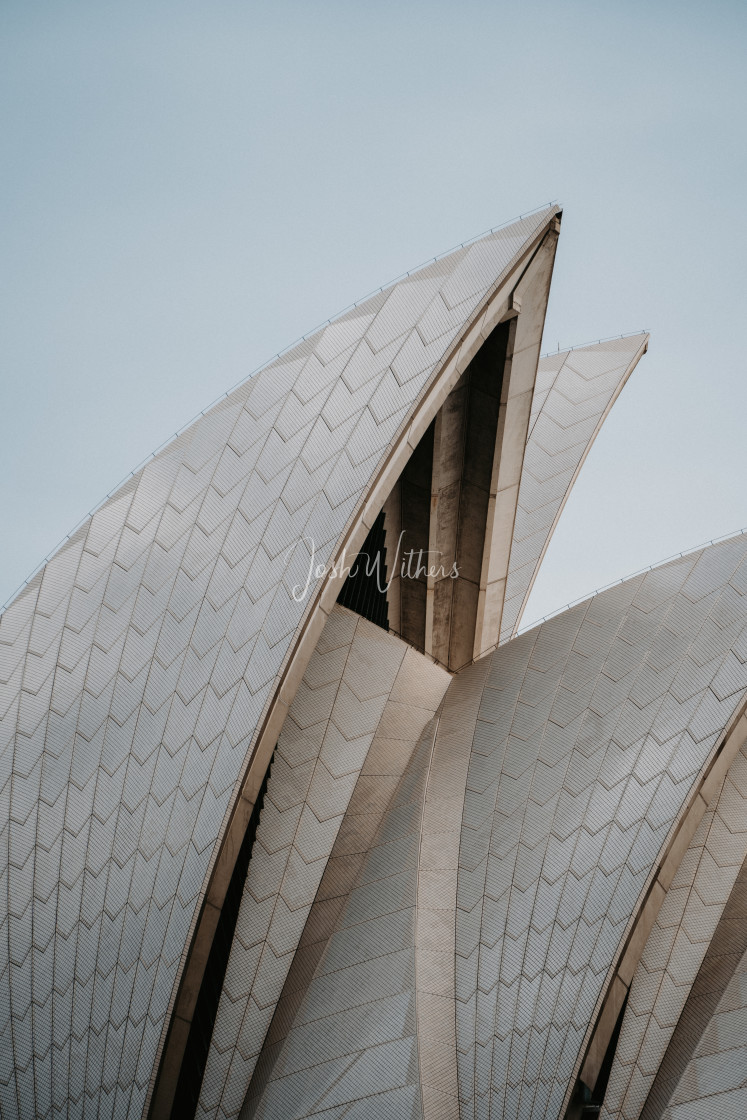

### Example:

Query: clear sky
xmin=2 ymin=0 xmax=746 ymax=623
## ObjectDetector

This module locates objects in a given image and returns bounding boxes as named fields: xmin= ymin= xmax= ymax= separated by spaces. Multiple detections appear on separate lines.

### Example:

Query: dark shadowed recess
xmin=394 ymin=317 xmax=510 ymax=667
xmin=337 ymin=510 xmax=389 ymax=629
xmin=170 ymin=764 xmax=272 ymax=1118
xmin=568 ymin=994 xmax=629 ymax=1119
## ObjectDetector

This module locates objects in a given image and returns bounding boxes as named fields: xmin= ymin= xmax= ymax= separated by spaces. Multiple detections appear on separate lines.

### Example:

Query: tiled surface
xmin=637 ymin=832 xmax=747 ymax=1118
xmin=244 ymin=646 xmax=450 ymax=1116
xmin=197 ymin=607 xmax=450 ymax=1120
xmin=414 ymin=657 xmax=491 ymax=1120
xmin=0 ymin=209 xmax=556 ymax=1119
xmin=657 ymin=904 xmax=747 ymax=1119
xmin=601 ymin=747 xmax=747 ymax=1120
xmin=500 ymin=335 xmax=649 ymax=644
xmin=200 ymin=536 xmax=747 ymax=1120
xmin=246 ymin=718 xmax=440 ymax=1120
xmin=8 ymin=198 xmax=741 ymax=1120
xmin=2 ymin=205 xmax=744 ymax=1120
xmin=234 ymin=643 xmax=484 ymax=1120
xmin=453 ymin=535 xmax=747 ymax=1119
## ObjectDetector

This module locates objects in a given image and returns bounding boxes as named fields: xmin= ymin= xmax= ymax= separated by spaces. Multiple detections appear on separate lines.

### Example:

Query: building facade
xmin=2 ymin=206 xmax=745 ymax=1120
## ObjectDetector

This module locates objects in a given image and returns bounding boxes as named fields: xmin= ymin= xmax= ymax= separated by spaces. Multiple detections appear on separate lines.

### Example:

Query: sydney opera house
xmin=3 ymin=204 xmax=747 ymax=1120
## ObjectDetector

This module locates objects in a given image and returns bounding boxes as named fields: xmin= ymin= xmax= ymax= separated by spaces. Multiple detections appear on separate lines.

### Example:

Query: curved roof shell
xmin=2 ymin=202 xmax=679 ymax=1120
xmin=0 ymin=207 xmax=590 ymax=1118
xmin=602 ymin=739 xmax=747 ymax=1120
xmin=197 ymin=605 xmax=449 ymax=1120
xmin=500 ymin=333 xmax=649 ymax=643
xmin=234 ymin=534 xmax=747 ymax=1120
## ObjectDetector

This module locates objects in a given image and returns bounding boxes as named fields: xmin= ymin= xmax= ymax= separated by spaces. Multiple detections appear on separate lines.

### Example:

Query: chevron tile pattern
xmin=453 ymin=534 xmax=747 ymax=1119
xmin=197 ymin=606 xmax=449 ymax=1120
xmin=601 ymin=744 xmax=747 ymax=1120
xmin=228 ymin=649 xmax=490 ymax=1120
xmin=246 ymin=717 xmax=439 ymax=1120
xmin=240 ymin=646 xmax=450 ymax=1119
xmin=10 ymin=200 xmax=743 ymax=1120
xmin=0 ymin=209 xmax=557 ymax=1119
xmin=500 ymin=335 xmax=649 ymax=644
xmin=654 ymin=872 xmax=747 ymax=1120
xmin=186 ymin=536 xmax=747 ymax=1120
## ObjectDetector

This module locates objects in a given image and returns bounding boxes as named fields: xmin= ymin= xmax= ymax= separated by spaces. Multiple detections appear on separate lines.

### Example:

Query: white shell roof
xmin=500 ymin=333 xmax=649 ymax=643
xmin=197 ymin=607 xmax=448 ymax=1119
xmin=0 ymin=207 xmax=558 ymax=1118
xmin=234 ymin=535 xmax=747 ymax=1120
xmin=456 ymin=535 xmax=747 ymax=1118
xmin=602 ymin=740 xmax=747 ymax=1120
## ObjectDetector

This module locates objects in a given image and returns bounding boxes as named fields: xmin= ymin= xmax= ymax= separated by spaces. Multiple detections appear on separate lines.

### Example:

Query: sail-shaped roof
xmin=500 ymin=333 xmax=649 ymax=643
xmin=0 ymin=207 xmax=565 ymax=1118
xmin=236 ymin=536 xmax=747 ymax=1120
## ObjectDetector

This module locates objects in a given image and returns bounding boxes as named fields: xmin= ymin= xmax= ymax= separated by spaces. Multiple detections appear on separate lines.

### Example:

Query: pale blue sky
xmin=2 ymin=0 xmax=746 ymax=622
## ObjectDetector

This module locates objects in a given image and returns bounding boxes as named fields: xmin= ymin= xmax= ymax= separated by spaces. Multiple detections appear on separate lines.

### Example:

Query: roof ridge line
xmin=518 ymin=525 xmax=747 ymax=635
xmin=540 ymin=330 xmax=649 ymax=359
xmin=1 ymin=204 xmax=561 ymax=615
